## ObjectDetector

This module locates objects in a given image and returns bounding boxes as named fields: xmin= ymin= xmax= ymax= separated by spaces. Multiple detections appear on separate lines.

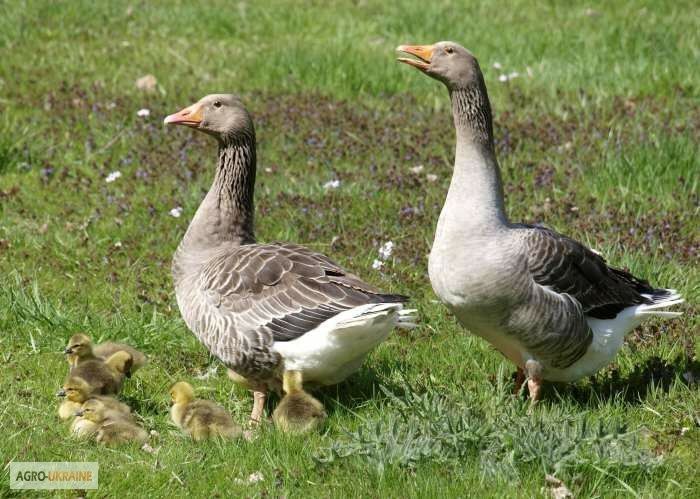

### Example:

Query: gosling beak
xmin=164 ymin=103 xmax=204 ymax=127
xmin=63 ymin=347 xmax=72 ymax=354
xmin=396 ymin=44 xmax=434 ymax=72
xmin=74 ymin=409 xmax=84 ymax=417
xmin=56 ymin=389 xmax=66 ymax=398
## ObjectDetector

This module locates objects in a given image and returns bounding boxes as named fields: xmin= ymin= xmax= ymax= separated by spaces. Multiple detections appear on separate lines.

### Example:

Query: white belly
xmin=543 ymin=317 xmax=628 ymax=382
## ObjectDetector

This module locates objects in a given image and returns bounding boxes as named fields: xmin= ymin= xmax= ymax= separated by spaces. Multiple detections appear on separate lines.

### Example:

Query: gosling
xmin=272 ymin=370 xmax=327 ymax=434
xmin=57 ymin=376 xmax=132 ymax=421
xmin=65 ymin=333 xmax=147 ymax=375
xmin=169 ymin=381 xmax=242 ymax=441
xmin=66 ymin=350 xmax=133 ymax=395
xmin=75 ymin=399 xmax=147 ymax=445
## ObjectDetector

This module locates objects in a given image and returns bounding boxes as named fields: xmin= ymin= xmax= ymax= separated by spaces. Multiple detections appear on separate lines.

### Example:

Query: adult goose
xmin=397 ymin=42 xmax=683 ymax=400
xmin=164 ymin=95 xmax=415 ymax=421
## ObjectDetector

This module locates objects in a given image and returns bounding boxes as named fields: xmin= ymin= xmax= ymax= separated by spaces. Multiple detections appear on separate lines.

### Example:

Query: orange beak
xmin=396 ymin=44 xmax=435 ymax=71
xmin=163 ymin=103 xmax=204 ymax=127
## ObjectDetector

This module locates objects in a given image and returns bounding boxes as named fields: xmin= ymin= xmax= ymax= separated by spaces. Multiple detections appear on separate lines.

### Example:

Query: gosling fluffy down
xmin=66 ymin=350 xmax=133 ymax=395
xmin=65 ymin=333 xmax=147 ymax=375
xmin=57 ymin=376 xmax=132 ymax=421
xmin=272 ymin=371 xmax=327 ymax=434
xmin=272 ymin=392 xmax=327 ymax=434
xmin=75 ymin=399 xmax=147 ymax=445
xmin=169 ymin=381 xmax=242 ymax=441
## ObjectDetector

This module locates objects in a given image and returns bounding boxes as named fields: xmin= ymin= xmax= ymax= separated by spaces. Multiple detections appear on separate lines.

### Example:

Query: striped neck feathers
xmin=444 ymin=82 xmax=507 ymax=227
xmin=179 ymin=133 xmax=257 ymax=256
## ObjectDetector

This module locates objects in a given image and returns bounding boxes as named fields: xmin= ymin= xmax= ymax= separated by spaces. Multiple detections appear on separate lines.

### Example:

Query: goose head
xmin=164 ymin=94 xmax=253 ymax=144
xmin=397 ymin=41 xmax=481 ymax=90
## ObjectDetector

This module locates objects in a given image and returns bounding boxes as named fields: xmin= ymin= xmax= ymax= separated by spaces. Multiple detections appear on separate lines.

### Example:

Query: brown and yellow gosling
xmin=272 ymin=370 xmax=327 ymax=434
xmin=169 ymin=381 xmax=242 ymax=441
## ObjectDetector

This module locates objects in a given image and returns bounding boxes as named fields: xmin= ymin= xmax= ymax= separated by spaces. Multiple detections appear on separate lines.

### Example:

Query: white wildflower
xmin=410 ymin=165 xmax=424 ymax=174
xmin=137 ymin=108 xmax=151 ymax=117
xmin=235 ymin=472 xmax=264 ymax=485
xmin=247 ymin=472 xmax=264 ymax=484
xmin=169 ymin=206 xmax=183 ymax=218
xmin=499 ymin=71 xmax=521 ymax=83
xmin=492 ymin=62 xmax=502 ymax=70
xmin=378 ymin=241 xmax=394 ymax=260
xmin=323 ymin=179 xmax=341 ymax=190
xmin=371 ymin=259 xmax=383 ymax=270
xmin=426 ymin=174 xmax=438 ymax=182
xmin=105 ymin=171 xmax=122 ymax=183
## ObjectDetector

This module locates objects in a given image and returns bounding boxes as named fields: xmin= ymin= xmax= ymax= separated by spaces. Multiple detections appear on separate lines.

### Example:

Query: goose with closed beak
xmin=164 ymin=94 xmax=416 ymax=422
xmin=397 ymin=42 xmax=684 ymax=400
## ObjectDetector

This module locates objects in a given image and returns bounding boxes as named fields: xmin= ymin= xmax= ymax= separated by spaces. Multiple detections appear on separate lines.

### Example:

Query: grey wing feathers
xmin=521 ymin=224 xmax=666 ymax=319
xmin=199 ymin=243 xmax=407 ymax=342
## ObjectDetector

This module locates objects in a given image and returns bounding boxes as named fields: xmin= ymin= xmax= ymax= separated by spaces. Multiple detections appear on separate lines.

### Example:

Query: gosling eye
xmin=445 ymin=47 xmax=454 ymax=54
xmin=213 ymin=101 xmax=222 ymax=108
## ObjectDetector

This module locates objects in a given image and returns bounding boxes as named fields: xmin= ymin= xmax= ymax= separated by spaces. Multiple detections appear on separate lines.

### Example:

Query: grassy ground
xmin=1 ymin=0 xmax=698 ymax=497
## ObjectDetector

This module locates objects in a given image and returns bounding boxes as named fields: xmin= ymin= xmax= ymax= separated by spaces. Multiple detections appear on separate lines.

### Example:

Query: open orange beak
xmin=163 ymin=103 xmax=204 ymax=127
xmin=396 ymin=44 xmax=434 ymax=71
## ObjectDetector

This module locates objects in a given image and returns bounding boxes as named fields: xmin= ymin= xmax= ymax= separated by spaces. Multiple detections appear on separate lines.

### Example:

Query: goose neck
xmin=443 ymin=85 xmax=507 ymax=228
xmin=176 ymin=134 xmax=257 ymax=262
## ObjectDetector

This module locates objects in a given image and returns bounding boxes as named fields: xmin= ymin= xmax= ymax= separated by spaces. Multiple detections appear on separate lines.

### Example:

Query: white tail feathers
xmin=335 ymin=303 xmax=417 ymax=331
xmin=395 ymin=308 xmax=418 ymax=329
xmin=396 ymin=308 xmax=418 ymax=329
xmin=636 ymin=290 xmax=684 ymax=318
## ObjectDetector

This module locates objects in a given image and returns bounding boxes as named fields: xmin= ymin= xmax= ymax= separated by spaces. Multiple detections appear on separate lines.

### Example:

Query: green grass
xmin=1 ymin=0 xmax=698 ymax=497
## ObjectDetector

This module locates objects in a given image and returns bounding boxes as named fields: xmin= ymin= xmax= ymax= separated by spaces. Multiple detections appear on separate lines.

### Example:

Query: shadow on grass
xmin=309 ymin=359 xmax=413 ymax=416
xmin=555 ymin=356 xmax=700 ymax=406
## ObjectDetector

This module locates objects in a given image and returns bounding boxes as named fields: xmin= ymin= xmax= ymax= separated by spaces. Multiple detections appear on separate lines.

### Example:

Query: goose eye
xmin=445 ymin=47 xmax=454 ymax=54
xmin=213 ymin=101 xmax=222 ymax=108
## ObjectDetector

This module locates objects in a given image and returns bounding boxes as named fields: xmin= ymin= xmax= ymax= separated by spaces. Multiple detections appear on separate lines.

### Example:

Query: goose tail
xmin=637 ymin=288 xmax=684 ymax=318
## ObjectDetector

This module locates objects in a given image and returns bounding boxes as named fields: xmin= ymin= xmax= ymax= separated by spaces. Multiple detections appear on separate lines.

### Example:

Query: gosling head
xmin=74 ymin=399 xmax=107 ymax=423
xmin=64 ymin=333 xmax=93 ymax=357
xmin=397 ymin=41 xmax=482 ymax=90
xmin=57 ymin=377 xmax=91 ymax=402
xmin=169 ymin=381 xmax=195 ymax=405
xmin=164 ymin=94 xmax=254 ymax=144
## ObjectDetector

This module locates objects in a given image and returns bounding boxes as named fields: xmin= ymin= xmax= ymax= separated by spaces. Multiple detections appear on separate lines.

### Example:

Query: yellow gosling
xmin=64 ymin=332 xmax=147 ymax=375
xmin=64 ymin=333 xmax=98 ymax=368
xmin=75 ymin=399 xmax=147 ymax=446
xmin=57 ymin=376 xmax=132 ymax=421
xmin=272 ymin=370 xmax=327 ymax=434
xmin=169 ymin=381 xmax=242 ymax=441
